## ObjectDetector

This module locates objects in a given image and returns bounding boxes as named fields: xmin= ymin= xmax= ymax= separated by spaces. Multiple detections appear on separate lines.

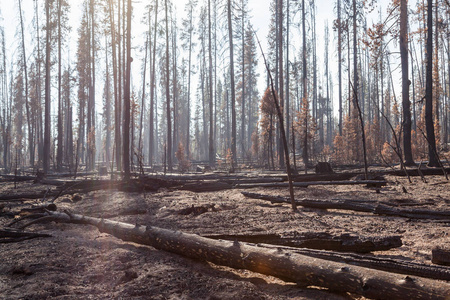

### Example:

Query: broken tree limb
xmin=203 ymin=232 xmax=402 ymax=253
xmin=0 ymin=227 xmax=51 ymax=243
xmin=20 ymin=211 xmax=450 ymax=300
xmin=241 ymin=192 xmax=450 ymax=220
xmin=235 ymin=180 xmax=386 ymax=189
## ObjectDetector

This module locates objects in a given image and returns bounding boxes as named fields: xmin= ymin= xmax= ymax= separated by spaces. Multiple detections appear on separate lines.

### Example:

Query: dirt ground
xmin=0 ymin=172 xmax=449 ymax=299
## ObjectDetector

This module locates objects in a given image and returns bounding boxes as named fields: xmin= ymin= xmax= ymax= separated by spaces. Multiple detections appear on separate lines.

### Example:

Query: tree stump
xmin=315 ymin=162 xmax=333 ymax=174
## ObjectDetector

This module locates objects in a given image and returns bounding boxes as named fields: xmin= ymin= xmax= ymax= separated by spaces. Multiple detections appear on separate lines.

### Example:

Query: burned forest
xmin=0 ymin=0 xmax=450 ymax=299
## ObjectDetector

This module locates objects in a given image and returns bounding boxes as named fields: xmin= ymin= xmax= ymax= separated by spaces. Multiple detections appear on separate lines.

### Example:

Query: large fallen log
xmin=203 ymin=232 xmax=402 ymax=253
xmin=20 ymin=211 xmax=450 ymax=300
xmin=258 ymin=244 xmax=450 ymax=282
xmin=242 ymin=192 xmax=450 ymax=220
xmin=235 ymin=180 xmax=386 ymax=189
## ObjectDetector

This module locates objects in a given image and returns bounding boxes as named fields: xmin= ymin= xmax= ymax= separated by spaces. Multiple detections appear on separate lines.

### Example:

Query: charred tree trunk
xmin=227 ymin=0 xmax=237 ymax=167
xmin=400 ymin=0 xmax=414 ymax=166
xmin=149 ymin=0 xmax=158 ymax=168
xmin=165 ymin=0 xmax=172 ymax=172
xmin=43 ymin=0 xmax=51 ymax=175
xmin=18 ymin=0 xmax=34 ymax=168
xmin=123 ymin=0 xmax=132 ymax=180
xmin=208 ymin=0 xmax=214 ymax=168
xmin=425 ymin=0 xmax=439 ymax=167
xmin=108 ymin=0 xmax=121 ymax=172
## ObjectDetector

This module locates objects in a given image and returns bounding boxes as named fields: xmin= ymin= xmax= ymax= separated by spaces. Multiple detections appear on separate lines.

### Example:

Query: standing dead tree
xmin=253 ymin=29 xmax=297 ymax=211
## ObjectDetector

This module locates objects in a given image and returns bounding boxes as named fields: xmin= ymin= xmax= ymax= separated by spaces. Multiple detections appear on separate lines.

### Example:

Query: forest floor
xmin=0 ymin=169 xmax=449 ymax=299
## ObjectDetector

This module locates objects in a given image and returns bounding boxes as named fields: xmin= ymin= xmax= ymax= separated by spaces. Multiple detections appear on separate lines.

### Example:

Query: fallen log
xmin=242 ymin=192 xmax=450 ymax=220
xmin=373 ymin=205 xmax=450 ymax=220
xmin=387 ymin=167 xmax=450 ymax=177
xmin=0 ymin=192 xmax=57 ymax=202
xmin=0 ymin=174 xmax=36 ymax=182
xmin=257 ymin=244 xmax=450 ymax=281
xmin=242 ymin=192 xmax=374 ymax=212
xmin=19 ymin=211 xmax=450 ymax=300
xmin=203 ymin=232 xmax=402 ymax=253
xmin=179 ymin=181 xmax=232 ymax=192
xmin=235 ymin=180 xmax=386 ymax=189
xmin=0 ymin=227 xmax=51 ymax=243
xmin=433 ymin=247 xmax=450 ymax=266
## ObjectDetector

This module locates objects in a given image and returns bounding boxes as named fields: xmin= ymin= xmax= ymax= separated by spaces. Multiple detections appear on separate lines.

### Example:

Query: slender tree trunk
xmin=186 ymin=3 xmax=192 ymax=160
xmin=117 ymin=0 xmax=123 ymax=171
xmin=165 ymin=0 xmax=172 ymax=172
xmin=241 ymin=0 xmax=246 ymax=160
xmin=123 ymin=0 xmax=132 ymax=179
xmin=227 ymin=0 xmax=237 ymax=166
xmin=425 ymin=0 xmax=439 ymax=167
xmin=18 ymin=0 xmax=33 ymax=168
xmin=43 ymin=0 xmax=51 ymax=175
xmin=90 ymin=0 xmax=96 ymax=171
xmin=149 ymin=1 xmax=158 ymax=168
xmin=278 ymin=0 xmax=285 ymax=168
xmin=56 ymin=0 xmax=63 ymax=171
xmin=208 ymin=0 xmax=214 ymax=167
xmin=104 ymin=36 xmax=111 ymax=165
xmin=337 ymin=0 xmax=342 ymax=136
xmin=400 ymin=0 xmax=414 ymax=165
xmin=139 ymin=35 xmax=148 ymax=160
xmin=301 ymin=0 xmax=308 ymax=167
xmin=172 ymin=19 xmax=178 ymax=165
xmin=34 ymin=0 xmax=42 ymax=166
xmin=352 ymin=0 xmax=358 ymax=111
xmin=285 ymin=0 xmax=290 ymax=151
xmin=108 ymin=0 xmax=121 ymax=172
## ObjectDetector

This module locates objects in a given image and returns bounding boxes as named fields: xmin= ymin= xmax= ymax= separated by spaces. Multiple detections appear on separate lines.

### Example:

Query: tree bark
xmin=400 ymin=0 xmax=414 ymax=165
xmin=337 ymin=0 xmax=343 ymax=136
xmin=149 ymin=0 xmax=158 ymax=168
xmin=25 ymin=211 xmax=450 ymax=300
xmin=208 ymin=0 xmax=215 ymax=168
xmin=122 ymin=0 xmax=132 ymax=180
xmin=425 ymin=0 xmax=439 ymax=167
xmin=227 ymin=0 xmax=237 ymax=167
xmin=165 ymin=0 xmax=172 ymax=172
xmin=18 ymin=0 xmax=34 ymax=168
xmin=43 ymin=0 xmax=51 ymax=174
xmin=108 ymin=0 xmax=121 ymax=173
